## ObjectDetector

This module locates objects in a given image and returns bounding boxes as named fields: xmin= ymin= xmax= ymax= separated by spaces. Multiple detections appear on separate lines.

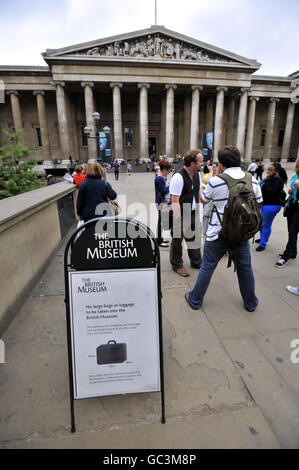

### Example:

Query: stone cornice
xmin=251 ymin=75 xmax=292 ymax=84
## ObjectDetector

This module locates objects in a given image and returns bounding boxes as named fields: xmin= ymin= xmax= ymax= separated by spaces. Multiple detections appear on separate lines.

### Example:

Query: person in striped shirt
xmin=185 ymin=146 xmax=263 ymax=313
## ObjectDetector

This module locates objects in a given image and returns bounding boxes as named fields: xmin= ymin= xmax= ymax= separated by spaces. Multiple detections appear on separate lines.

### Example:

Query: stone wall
xmin=0 ymin=182 xmax=77 ymax=334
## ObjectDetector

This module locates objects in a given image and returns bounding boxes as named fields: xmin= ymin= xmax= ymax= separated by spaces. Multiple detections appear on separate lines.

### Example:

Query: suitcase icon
xmin=96 ymin=340 xmax=127 ymax=365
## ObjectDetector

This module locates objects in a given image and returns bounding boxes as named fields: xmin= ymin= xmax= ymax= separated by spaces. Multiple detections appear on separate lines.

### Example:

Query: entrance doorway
xmin=149 ymin=137 xmax=157 ymax=158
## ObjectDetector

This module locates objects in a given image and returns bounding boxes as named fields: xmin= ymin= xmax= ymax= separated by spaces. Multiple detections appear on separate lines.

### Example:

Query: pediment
xmin=43 ymin=27 xmax=260 ymax=70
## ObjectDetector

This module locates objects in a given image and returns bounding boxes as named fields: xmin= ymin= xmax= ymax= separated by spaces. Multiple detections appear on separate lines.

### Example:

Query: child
xmin=73 ymin=165 xmax=86 ymax=187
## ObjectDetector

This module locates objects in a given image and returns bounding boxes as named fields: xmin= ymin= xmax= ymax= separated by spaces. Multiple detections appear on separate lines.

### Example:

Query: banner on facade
xmin=99 ymin=132 xmax=112 ymax=162
xmin=202 ymin=132 xmax=214 ymax=161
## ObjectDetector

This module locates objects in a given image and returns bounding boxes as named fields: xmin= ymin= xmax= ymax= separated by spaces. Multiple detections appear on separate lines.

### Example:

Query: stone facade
xmin=0 ymin=26 xmax=298 ymax=165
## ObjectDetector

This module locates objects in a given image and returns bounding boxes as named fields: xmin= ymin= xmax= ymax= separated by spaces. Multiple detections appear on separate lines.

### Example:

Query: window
xmin=35 ymin=127 xmax=42 ymax=147
xmin=260 ymin=129 xmax=266 ymax=147
xmin=81 ymin=127 xmax=88 ymax=147
xmin=278 ymin=129 xmax=285 ymax=147
xmin=124 ymin=128 xmax=133 ymax=147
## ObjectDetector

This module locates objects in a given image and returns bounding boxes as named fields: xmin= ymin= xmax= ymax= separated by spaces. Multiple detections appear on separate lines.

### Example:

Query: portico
xmin=0 ymin=26 xmax=298 ymax=166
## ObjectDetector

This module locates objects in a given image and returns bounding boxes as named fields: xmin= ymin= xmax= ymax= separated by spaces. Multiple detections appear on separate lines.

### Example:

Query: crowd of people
xmin=153 ymin=148 xmax=299 ymax=304
xmin=73 ymin=148 xmax=299 ymax=304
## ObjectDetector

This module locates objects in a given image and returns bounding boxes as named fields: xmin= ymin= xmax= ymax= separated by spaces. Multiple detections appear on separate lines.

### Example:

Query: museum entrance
xmin=149 ymin=137 xmax=157 ymax=158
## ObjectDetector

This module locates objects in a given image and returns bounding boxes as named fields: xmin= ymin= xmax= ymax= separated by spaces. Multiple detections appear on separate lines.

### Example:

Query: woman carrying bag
xmin=255 ymin=162 xmax=288 ymax=252
xmin=155 ymin=160 xmax=172 ymax=247
xmin=275 ymin=159 xmax=299 ymax=267
xmin=77 ymin=162 xmax=117 ymax=223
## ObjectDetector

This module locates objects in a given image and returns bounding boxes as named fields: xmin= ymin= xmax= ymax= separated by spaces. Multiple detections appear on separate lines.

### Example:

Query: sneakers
xmin=286 ymin=286 xmax=299 ymax=295
xmin=275 ymin=258 xmax=288 ymax=268
xmin=174 ymin=267 xmax=190 ymax=277
xmin=158 ymin=241 xmax=169 ymax=248
xmin=184 ymin=292 xmax=201 ymax=310
xmin=256 ymin=246 xmax=265 ymax=252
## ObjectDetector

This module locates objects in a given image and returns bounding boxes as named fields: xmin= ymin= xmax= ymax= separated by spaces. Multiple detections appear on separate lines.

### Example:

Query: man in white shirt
xmin=185 ymin=146 xmax=262 ymax=312
xmin=169 ymin=149 xmax=203 ymax=277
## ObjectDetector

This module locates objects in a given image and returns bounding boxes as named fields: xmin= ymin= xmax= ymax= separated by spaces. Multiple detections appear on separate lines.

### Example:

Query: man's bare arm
xmin=171 ymin=195 xmax=181 ymax=219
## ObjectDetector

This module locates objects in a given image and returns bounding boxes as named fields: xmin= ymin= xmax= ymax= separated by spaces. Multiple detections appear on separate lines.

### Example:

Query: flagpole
xmin=155 ymin=0 xmax=157 ymax=25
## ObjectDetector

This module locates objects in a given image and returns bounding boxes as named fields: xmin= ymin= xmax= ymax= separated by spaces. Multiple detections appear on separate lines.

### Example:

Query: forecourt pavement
xmin=0 ymin=170 xmax=299 ymax=449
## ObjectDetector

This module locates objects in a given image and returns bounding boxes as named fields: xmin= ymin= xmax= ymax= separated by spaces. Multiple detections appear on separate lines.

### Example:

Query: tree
xmin=0 ymin=129 xmax=46 ymax=199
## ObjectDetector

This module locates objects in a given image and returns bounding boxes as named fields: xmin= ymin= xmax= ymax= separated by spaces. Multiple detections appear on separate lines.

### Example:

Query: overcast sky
xmin=0 ymin=0 xmax=298 ymax=76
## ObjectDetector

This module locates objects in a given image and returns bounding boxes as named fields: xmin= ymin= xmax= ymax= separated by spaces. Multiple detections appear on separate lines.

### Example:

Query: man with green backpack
xmin=185 ymin=146 xmax=263 ymax=313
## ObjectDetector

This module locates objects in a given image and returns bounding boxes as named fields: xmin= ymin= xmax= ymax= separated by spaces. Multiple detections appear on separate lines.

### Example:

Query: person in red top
xmin=73 ymin=165 xmax=86 ymax=187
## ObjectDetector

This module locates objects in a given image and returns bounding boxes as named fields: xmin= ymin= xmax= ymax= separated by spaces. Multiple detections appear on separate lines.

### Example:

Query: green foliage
xmin=0 ymin=129 xmax=46 ymax=199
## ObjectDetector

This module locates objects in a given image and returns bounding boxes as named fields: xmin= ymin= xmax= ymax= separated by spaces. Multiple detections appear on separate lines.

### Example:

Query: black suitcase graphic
xmin=96 ymin=340 xmax=127 ymax=365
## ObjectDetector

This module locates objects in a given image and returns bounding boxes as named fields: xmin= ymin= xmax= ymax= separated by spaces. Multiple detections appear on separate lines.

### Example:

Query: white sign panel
xmin=68 ymin=268 xmax=160 ymax=399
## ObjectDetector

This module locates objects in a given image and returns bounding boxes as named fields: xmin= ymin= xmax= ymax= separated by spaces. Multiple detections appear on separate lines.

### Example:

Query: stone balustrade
xmin=0 ymin=182 xmax=77 ymax=334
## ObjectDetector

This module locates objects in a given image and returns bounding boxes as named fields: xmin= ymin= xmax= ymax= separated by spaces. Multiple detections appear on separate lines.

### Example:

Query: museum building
xmin=0 ymin=25 xmax=298 ymax=167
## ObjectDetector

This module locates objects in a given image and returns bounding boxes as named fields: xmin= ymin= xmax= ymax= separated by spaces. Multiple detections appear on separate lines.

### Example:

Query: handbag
xmin=280 ymin=189 xmax=287 ymax=207
xmin=156 ymin=184 xmax=173 ymax=230
xmin=75 ymin=219 xmax=85 ymax=240
xmin=107 ymin=197 xmax=121 ymax=216
xmin=63 ymin=172 xmax=73 ymax=184
xmin=105 ymin=182 xmax=121 ymax=216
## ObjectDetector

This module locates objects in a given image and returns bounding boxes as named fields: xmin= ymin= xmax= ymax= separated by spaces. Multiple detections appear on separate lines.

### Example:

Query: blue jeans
xmin=188 ymin=238 xmax=258 ymax=311
xmin=259 ymin=205 xmax=281 ymax=248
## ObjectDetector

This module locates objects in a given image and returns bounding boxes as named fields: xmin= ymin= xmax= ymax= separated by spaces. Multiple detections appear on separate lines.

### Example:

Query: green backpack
xmin=213 ymin=172 xmax=263 ymax=269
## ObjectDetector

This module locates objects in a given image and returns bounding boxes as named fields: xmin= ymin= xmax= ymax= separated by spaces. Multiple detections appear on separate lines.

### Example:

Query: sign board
xmin=68 ymin=268 xmax=160 ymax=399
xmin=64 ymin=217 xmax=165 ymax=431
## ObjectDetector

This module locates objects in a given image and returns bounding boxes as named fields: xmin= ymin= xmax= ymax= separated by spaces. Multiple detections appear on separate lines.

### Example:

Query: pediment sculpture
xmin=72 ymin=34 xmax=232 ymax=64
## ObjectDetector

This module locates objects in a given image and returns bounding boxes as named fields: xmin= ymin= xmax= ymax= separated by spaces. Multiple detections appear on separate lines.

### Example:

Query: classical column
xmin=264 ymin=98 xmax=279 ymax=160
xmin=244 ymin=97 xmax=259 ymax=162
xmin=236 ymin=88 xmax=249 ymax=157
xmin=190 ymin=85 xmax=203 ymax=149
xmin=7 ymin=91 xmax=22 ymax=132
xmin=213 ymin=87 xmax=227 ymax=159
xmin=160 ymin=94 xmax=166 ymax=155
xmin=138 ymin=83 xmax=150 ymax=159
xmin=33 ymin=91 xmax=51 ymax=161
xmin=183 ymin=93 xmax=191 ymax=153
xmin=206 ymin=95 xmax=215 ymax=132
xmin=165 ymin=84 xmax=177 ymax=157
xmin=281 ymin=101 xmax=296 ymax=161
xmin=53 ymin=81 xmax=70 ymax=160
xmin=110 ymin=82 xmax=124 ymax=160
xmin=226 ymin=97 xmax=236 ymax=145
xmin=81 ymin=82 xmax=96 ymax=161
